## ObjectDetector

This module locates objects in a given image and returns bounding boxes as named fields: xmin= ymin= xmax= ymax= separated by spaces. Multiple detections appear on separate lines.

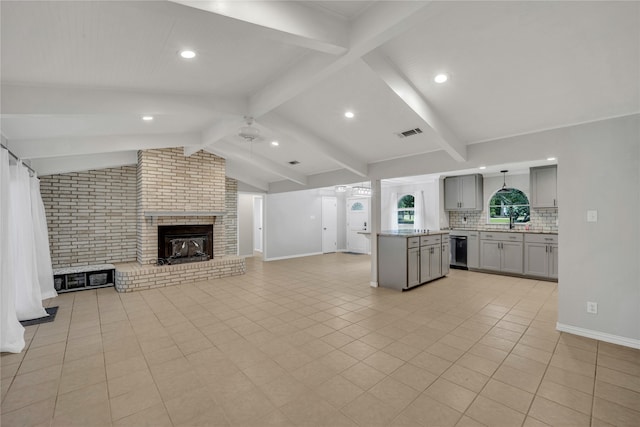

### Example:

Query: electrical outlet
xmin=587 ymin=301 xmax=598 ymax=314
xmin=587 ymin=210 xmax=598 ymax=222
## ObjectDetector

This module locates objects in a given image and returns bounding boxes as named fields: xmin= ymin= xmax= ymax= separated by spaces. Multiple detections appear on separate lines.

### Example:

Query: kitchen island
xmin=378 ymin=230 xmax=450 ymax=291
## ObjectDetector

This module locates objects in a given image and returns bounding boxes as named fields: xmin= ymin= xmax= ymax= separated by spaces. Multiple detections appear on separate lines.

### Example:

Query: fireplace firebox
xmin=157 ymin=225 xmax=213 ymax=265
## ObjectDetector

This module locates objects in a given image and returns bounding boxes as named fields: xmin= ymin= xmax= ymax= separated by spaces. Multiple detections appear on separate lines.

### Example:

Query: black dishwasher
xmin=450 ymin=235 xmax=467 ymax=269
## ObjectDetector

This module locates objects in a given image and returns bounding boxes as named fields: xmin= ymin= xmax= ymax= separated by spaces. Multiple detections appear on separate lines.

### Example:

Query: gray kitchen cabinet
xmin=407 ymin=247 xmax=420 ymax=287
xmin=480 ymin=240 xmax=501 ymax=271
xmin=441 ymin=240 xmax=450 ymax=276
xmin=378 ymin=232 xmax=448 ymax=290
xmin=420 ymin=235 xmax=442 ymax=283
xmin=480 ymin=232 xmax=524 ymax=274
xmin=444 ymin=174 xmax=483 ymax=211
xmin=524 ymin=234 xmax=558 ymax=278
xmin=530 ymin=166 xmax=558 ymax=208
xmin=467 ymin=231 xmax=480 ymax=268
xmin=501 ymin=241 xmax=524 ymax=274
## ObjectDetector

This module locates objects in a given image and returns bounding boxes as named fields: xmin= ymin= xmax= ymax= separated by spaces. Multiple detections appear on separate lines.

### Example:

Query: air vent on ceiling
xmin=396 ymin=127 xmax=423 ymax=138
xmin=288 ymin=160 xmax=300 ymax=165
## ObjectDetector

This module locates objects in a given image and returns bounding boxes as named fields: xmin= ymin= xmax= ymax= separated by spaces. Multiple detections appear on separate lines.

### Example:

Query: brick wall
xmin=225 ymin=177 xmax=238 ymax=256
xmin=40 ymin=166 xmax=137 ymax=268
xmin=137 ymin=148 xmax=228 ymax=264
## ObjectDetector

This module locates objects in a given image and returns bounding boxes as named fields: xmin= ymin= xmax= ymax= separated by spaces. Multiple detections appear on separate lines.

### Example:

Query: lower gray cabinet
xmin=441 ymin=240 xmax=450 ymax=277
xmin=467 ymin=231 xmax=480 ymax=268
xmin=524 ymin=234 xmax=558 ymax=279
xmin=479 ymin=232 xmax=524 ymax=274
xmin=480 ymin=240 xmax=501 ymax=271
xmin=408 ymin=247 xmax=420 ymax=288
xmin=420 ymin=244 xmax=441 ymax=283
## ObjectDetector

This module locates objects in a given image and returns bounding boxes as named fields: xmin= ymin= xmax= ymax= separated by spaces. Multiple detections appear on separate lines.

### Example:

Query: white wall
xmin=483 ymin=173 xmax=529 ymax=202
xmin=237 ymin=193 xmax=255 ymax=257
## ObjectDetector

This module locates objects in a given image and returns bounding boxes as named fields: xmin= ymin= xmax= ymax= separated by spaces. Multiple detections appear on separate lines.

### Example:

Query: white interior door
xmin=346 ymin=197 xmax=370 ymax=254
xmin=253 ymin=196 xmax=263 ymax=252
xmin=322 ymin=197 xmax=337 ymax=253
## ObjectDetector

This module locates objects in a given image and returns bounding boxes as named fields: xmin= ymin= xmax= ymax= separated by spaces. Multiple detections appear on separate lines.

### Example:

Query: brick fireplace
xmin=114 ymin=147 xmax=245 ymax=292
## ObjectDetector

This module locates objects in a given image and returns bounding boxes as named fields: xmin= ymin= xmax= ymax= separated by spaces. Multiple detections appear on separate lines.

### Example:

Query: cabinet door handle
xmin=546 ymin=246 xmax=548 ymax=253
xmin=554 ymin=199 xmax=557 ymax=207
xmin=550 ymin=246 xmax=553 ymax=253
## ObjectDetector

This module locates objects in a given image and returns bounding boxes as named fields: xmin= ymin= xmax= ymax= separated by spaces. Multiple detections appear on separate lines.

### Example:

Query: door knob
xmin=323 ymin=228 xmax=327 ymax=230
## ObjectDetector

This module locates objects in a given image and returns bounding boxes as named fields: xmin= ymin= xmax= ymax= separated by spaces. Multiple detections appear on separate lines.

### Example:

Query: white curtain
xmin=414 ymin=190 xmax=425 ymax=230
xmin=389 ymin=192 xmax=397 ymax=230
xmin=10 ymin=161 xmax=48 ymax=321
xmin=0 ymin=149 xmax=25 ymax=353
xmin=31 ymin=176 xmax=57 ymax=300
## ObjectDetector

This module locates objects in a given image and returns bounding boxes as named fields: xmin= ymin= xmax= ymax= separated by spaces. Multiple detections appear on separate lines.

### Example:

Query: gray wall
xmin=237 ymin=193 xmax=255 ymax=257
xmin=265 ymin=187 xmax=344 ymax=259
xmin=557 ymin=116 xmax=639 ymax=343
xmin=265 ymin=189 xmax=323 ymax=260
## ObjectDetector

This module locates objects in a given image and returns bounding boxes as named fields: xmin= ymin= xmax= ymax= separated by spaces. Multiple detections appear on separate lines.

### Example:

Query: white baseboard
xmin=370 ymin=281 xmax=378 ymax=288
xmin=556 ymin=322 xmax=640 ymax=349
xmin=263 ymin=252 xmax=323 ymax=262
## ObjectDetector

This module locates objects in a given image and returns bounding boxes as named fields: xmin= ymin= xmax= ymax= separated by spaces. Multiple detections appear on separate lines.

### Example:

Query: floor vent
xmin=397 ymin=127 xmax=423 ymax=138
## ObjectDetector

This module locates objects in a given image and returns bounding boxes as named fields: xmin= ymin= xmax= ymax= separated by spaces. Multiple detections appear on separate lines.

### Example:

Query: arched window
xmin=397 ymin=194 xmax=415 ymax=225
xmin=351 ymin=202 xmax=364 ymax=211
xmin=488 ymin=188 xmax=530 ymax=224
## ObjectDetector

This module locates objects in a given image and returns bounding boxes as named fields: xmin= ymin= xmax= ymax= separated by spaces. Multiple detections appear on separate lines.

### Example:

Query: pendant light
xmin=497 ymin=170 xmax=510 ymax=194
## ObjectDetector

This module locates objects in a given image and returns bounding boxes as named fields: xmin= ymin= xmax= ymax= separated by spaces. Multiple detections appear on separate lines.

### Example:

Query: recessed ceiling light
xmin=479 ymin=166 xmax=487 ymax=170
xmin=271 ymin=141 xmax=279 ymax=147
xmin=179 ymin=50 xmax=196 ymax=59
xmin=142 ymin=116 xmax=154 ymax=121
xmin=547 ymin=157 xmax=556 ymax=161
xmin=344 ymin=111 xmax=355 ymax=119
xmin=434 ymin=73 xmax=449 ymax=84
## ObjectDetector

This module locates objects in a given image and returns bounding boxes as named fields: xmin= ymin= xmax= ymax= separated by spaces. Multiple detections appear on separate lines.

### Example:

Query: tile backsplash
xmin=449 ymin=208 xmax=558 ymax=233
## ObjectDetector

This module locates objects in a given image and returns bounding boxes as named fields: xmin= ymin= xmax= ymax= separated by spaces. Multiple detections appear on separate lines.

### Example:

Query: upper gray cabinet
xmin=444 ymin=174 xmax=483 ymax=211
xmin=530 ymin=165 xmax=558 ymax=208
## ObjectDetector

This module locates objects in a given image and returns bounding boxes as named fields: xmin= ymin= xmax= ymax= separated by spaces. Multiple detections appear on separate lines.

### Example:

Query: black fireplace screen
xmin=158 ymin=225 xmax=213 ymax=265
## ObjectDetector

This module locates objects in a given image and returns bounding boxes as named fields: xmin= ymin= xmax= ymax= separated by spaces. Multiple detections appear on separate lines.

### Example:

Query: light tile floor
xmin=2 ymin=253 xmax=640 ymax=426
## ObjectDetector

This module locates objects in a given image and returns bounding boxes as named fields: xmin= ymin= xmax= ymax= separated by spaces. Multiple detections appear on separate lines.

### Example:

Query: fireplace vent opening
xmin=158 ymin=224 xmax=213 ymax=265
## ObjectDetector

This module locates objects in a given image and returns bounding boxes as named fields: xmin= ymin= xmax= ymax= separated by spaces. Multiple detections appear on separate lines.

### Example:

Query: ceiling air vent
xmin=397 ymin=127 xmax=423 ymax=138
xmin=288 ymin=160 xmax=300 ymax=165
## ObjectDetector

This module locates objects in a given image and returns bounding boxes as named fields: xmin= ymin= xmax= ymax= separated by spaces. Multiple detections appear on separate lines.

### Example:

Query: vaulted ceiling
xmin=2 ymin=1 xmax=638 ymax=191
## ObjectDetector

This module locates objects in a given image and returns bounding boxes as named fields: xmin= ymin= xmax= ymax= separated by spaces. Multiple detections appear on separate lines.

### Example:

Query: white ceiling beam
xmin=30 ymin=151 xmax=138 ymax=176
xmin=362 ymin=52 xmax=467 ymax=162
xmin=170 ymin=0 xmax=348 ymax=55
xmin=206 ymin=140 xmax=307 ymax=186
xmin=249 ymin=1 xmax=434 ymax=117
xmin=10 ymin=132 xmax=200 ymax=159
xmin=258 ymin=113 xmax=368 ymax=178
xmin=1 ymin=84 xmax=247 ymax=116
xmin=185 ymin=117 xmax=245 ymax=157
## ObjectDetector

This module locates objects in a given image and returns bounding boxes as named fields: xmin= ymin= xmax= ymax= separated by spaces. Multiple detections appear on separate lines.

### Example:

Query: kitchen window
xmin=488 ymin=188 xmax=530 ymax=224
xmin=397 ymin=194 xmax=415 ymax=226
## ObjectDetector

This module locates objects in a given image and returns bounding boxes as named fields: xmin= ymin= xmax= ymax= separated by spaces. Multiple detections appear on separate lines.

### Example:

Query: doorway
xmin=346 ymin=197 xmax=370 ymax=254
xmin=253 ymin=196 xmax=263 ymax=253
xmin=322 ymin=196 xmax=337 ymax=253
